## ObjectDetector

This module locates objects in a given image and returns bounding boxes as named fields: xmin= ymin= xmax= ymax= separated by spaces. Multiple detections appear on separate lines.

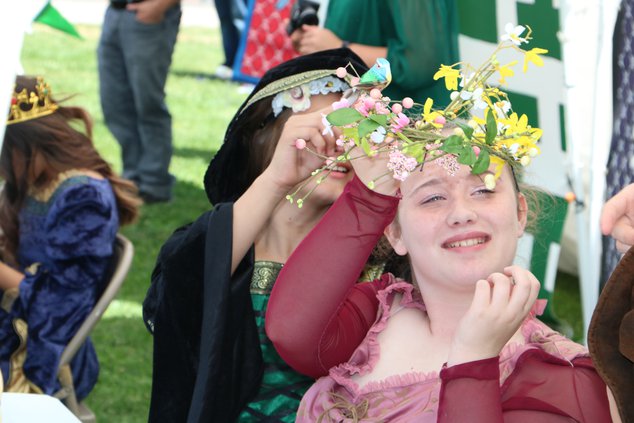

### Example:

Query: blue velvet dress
xmin=0 ymin=174 xmax=119 ymax=400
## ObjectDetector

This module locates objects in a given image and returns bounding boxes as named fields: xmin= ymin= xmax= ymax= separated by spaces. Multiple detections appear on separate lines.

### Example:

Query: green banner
xmin=35 ymin=2 xmax=82 ymax=39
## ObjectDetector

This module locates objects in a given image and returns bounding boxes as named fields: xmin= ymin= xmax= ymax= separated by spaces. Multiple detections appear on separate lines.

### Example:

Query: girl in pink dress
xmin=266 ymin=145 xmax=613 ymax=421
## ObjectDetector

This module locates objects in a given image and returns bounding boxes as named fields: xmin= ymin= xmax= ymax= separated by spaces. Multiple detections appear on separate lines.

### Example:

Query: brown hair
xmin=243 ymin=98 xmax=293 ymax=186
xmin=0 ymin=75 xmax=140 ymax=264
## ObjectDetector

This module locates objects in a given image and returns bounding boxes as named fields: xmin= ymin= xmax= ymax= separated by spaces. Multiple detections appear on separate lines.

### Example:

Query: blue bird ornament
xmin=356 ymin=58 xmax=392 ymax=91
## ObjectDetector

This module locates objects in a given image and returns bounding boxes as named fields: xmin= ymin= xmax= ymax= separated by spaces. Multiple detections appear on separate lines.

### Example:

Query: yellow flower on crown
xmin=422 ymin=98 xmax=444 ymax=128
xmin=496 ymin=61 xmax=517 ymax=85
xmin=497 ymin=113 xmax=542 ymax=162
xmin=286 ymin=23 xmax=547 ymax=206
xmin=523 ymin=48 xmax=548 ymax=72
xmin=500 ymin=112 xmax=539 ymax=137
xmin=433 ymin=64 xmax=460 ymax=91
xmin=490 ymin=155 xmax=506 ymax=179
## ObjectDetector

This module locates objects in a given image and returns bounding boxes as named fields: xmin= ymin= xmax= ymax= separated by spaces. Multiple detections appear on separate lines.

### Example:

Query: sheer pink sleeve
xmin=438 ymin=351 xmax=611 ymax=422
xmin=265 ymin=175 xmax=400 ymax=378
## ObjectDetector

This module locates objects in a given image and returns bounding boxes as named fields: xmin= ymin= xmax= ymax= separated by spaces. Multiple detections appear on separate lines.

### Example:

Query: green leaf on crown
xmin=458 ymin=146 xmax=476 ymax=165
xmin=485 ymin=109 xmax=497 ymax=145
xmin=441 ymin=135 xmax=465 ymax=154
xmin=358 ymin=118 xmax=381 ymax=138
xmin=343 ymin=126 xmax=359 ymax=141
xmin=359 ymin=136 xmax=372 ymax=155
xmin=368 ymin=114 xmax=388 ymax=126
xmin=402 ymin=143 xmax=426 ymax=163
xmin=471 ymin=149 xmax=491 ymax=174
xmin=456 ymin=121 xmax=474 ymax=140
xmin=327 ymin=108 xmax=364 ymax=126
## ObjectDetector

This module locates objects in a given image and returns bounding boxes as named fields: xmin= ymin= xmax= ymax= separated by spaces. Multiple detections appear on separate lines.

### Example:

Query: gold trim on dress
xmin=6 ymin=318 xmax=43 ymax=394
xmin=24 ymin=262 xmax=41 ymax=276
xmin=250 ymin=261 xmax=388 ymax=294
xmin=1 ymin=287 xmax=19 ymax=313
xmin=27 ymin=169 xmax=92 ymax=203
xmin=358 ymin=263 xmax=386 ymax=283
xmin=250 ymin=261 xmax=283 ymax=295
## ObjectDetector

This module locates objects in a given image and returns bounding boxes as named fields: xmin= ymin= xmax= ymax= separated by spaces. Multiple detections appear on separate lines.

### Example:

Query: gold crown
xmin=7 ymin=77 xmax=59 ymax=125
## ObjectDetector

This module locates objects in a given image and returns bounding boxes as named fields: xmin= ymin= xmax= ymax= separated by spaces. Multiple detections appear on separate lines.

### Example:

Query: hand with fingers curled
xmin=348 ymin=145 xmax=400 ymax=197
xmin=294 ymin=25 xmax=343 ymax=56
xmin=262 ymin=106 xmax=342 ymax=193
xmin=447 ymin=265 xmax=541 ymax=367
xmin=601 ymin=183 xmax=634 ymax=254
xmin=127 ymin=0 xmax=173 ymax=24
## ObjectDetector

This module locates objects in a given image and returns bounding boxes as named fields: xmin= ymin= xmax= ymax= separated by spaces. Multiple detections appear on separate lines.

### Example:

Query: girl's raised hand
xmin=447 ymin=265 xmax=540 ymax=366
xmin=601 ymin=183 xmax=634 ymax=253
xmin=262 ymin=106 xmax=339 ymax=193
xmin=348 ymin=145 xmax=400 ymax=196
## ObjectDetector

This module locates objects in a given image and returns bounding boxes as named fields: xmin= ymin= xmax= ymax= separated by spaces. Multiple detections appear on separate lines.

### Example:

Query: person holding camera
xmin=290 ymin=0 xmax=459 ymax=106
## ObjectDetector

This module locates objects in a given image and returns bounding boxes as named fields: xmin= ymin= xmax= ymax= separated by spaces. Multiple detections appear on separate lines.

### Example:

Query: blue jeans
xmin=215 ymin=0 xmax=247 ymax=67
xmin=98 ymin=4 xmax=181 ymax=200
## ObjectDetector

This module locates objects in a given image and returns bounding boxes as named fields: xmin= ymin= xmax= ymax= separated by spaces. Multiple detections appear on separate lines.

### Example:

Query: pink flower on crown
xmin=391 ymin=113 xmax=410 ymax=133
xmin=364 ymin=97 xmax=376 ymax=110
xmin=387 ymin=149 xmax=418 ymax=181
xmin=374 ymin=101 xmax=390 ymax=115
xmin=436 ymin=154 xmax=460 ymax=175
xmin=332 ymin=98 xmax=350 ymax=110
xmin=354 ymin=98 xmax=370 ymax=117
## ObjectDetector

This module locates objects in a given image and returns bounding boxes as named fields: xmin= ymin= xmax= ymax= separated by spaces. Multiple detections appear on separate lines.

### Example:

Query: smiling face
xmin=385 ymin=161 xmax=527 ymax=291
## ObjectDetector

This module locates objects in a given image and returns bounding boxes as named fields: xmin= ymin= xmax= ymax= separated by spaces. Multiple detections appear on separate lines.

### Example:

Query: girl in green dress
xmin=147 ymin=48 xmax=394 ymax=422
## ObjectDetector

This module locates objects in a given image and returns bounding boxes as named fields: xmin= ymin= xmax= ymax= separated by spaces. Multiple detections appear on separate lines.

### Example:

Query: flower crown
xmin=272 ymin=75 xmax=350 ymax=117
xmin=7 ymin=77 xmax=59 ymax=125
xmin=287 ymin=24 xmax=547 ymax=207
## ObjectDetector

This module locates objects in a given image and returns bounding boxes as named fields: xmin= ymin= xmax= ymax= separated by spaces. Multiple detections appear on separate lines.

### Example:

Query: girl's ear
xmin=384 ymin=220 xmax=408 ymax=256
xmin=517 ymin=192 xmax=528 ymax=237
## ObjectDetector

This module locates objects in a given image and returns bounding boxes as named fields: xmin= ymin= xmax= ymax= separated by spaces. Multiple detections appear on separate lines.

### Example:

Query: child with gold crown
xmin=0 ymin=75 xmax=139 ymax=399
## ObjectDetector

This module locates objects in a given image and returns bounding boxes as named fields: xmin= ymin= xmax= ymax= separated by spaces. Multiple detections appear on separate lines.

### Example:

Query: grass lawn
xmin=20 ymin=22 xmax=584 ymax=422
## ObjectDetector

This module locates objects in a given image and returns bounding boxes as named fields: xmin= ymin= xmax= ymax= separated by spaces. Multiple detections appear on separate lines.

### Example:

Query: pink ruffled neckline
xmin=329 ymin=279 xmax=588 ymax=399
xmin=499 ymin=299 xmax=588 ymax=381
xmin=330 ymin=277 xmax=437 ymax=398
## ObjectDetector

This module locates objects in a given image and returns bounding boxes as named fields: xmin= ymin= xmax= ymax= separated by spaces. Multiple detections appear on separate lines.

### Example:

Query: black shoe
xmin=139 ymin=191 xmax=171 ymax=204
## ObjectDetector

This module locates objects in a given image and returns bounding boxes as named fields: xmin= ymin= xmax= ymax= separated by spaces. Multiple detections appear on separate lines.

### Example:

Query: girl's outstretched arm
xmin=266 ymin=175 xmax=399 ymax=378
